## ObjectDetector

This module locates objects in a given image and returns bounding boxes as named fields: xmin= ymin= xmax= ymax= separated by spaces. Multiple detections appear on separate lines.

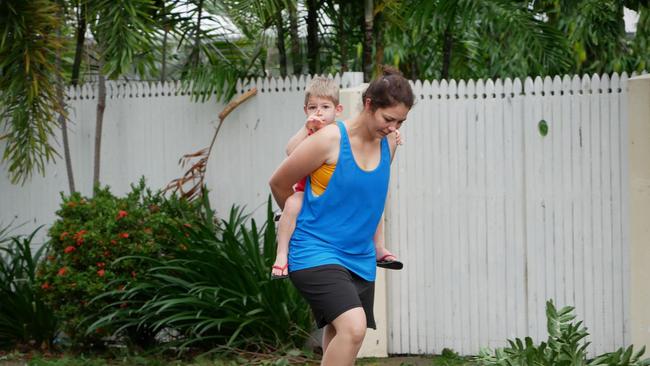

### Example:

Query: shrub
xmin=35 ymin=179 xmax=204 ymax=349
xmin=0 ymin=225 xmax=58 ymax=350
xmin=478 ymin=300 xmax=650 ymax=366
xmin=86 ymin=197 xmax=313 ymax=353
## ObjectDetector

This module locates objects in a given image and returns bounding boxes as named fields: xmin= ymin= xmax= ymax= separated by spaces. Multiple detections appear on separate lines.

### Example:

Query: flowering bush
xmin=36 ymin=180 xmax=203 ymax=349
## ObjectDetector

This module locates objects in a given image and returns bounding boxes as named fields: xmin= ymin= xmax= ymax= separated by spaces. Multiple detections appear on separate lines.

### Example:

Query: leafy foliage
xmin=0 ymin=0 xmax=64 ymax=184
xmin=86 ymin=197 xmax=313 ymax=353
xmin=478 ymin=300 xmax=650 ymax=366
xmin=0 ymin=225 xmax=58 ymax=350
xmin=89 ymin=0 xmax=158 ymax=79
xmin=35 ymin=179 xmax=204 ymax=349
xmin=3 ymin=0 xmax=650 ymax=185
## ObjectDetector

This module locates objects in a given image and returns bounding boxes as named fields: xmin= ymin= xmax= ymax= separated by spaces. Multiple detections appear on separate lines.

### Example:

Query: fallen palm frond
xmin=165 ymin=87 xmax=257 ymax=200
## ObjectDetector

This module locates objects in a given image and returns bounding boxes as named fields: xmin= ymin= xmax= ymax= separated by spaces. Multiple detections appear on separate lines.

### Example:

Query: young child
xmin=271 ymin=76 xmax=403 ymax=279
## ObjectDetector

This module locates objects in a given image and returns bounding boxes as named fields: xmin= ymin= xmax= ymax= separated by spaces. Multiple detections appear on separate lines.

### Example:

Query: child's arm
xmin=286 ymin=114 xmax=326 ymax=155
xmin=285 ymin=127 xmax=310 ymax=156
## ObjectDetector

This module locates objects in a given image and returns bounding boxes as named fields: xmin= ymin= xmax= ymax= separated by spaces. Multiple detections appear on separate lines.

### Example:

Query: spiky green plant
xmin=0 ymin=226 xmax=59 ymax=350
xmin=86 ymin=196 xmax=312 ymax=353
xmin=478 ymin=300 xmax=650 ymax=366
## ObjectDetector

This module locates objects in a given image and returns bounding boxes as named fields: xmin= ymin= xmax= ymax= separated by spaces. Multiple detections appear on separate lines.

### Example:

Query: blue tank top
xmin=288 ymin=120 xmax=391 ymax=281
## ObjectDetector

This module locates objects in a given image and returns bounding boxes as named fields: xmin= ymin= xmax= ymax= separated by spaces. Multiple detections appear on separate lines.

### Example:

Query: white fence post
xmin=627 ymin=74 xmax=650 ymax=351
xmin=339 ymin=82 xmax=389 ymax=358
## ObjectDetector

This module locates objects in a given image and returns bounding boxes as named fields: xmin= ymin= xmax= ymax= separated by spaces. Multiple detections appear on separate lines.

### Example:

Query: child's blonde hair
xmin=304 ymin=76 xmax=340 ymax=105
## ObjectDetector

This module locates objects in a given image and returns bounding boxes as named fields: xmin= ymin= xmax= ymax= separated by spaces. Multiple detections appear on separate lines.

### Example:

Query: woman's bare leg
xmin=320 ymin=307 xmax=367 ymax=366
xmin=322 ymin=324 xmax=336 ymax=353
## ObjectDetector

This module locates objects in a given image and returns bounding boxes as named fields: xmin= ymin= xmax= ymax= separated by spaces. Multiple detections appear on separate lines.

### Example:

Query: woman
xmin=269 ymin=66 xmax=415 ymax=365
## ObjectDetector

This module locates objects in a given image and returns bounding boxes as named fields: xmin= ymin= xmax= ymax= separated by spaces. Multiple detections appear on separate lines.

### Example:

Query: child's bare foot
xmin=271 ymin=256 xmax=289 ymax=279
xmin=376 ymin=247 xmax=403 ymax=270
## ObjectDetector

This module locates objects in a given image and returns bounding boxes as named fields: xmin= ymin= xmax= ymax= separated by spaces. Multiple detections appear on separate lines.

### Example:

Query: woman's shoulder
xmin=313 ymin=122 xmax=341 ymax=141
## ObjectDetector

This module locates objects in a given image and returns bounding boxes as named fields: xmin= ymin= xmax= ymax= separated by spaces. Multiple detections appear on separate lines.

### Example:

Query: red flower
xmin=74 ymin=230 xmax=87 ymax=246
xmin=41 ymin=282 xmax=50 ymax=290
xmin=103 ymin=250 xmax=111 ymax=257
xmin=57 ymin=267 xmax=67 ymax=276
xmin=97 ymin=269 xmax=105 ymax=277
xmin=119 ymin=232 xmax=129 ymax=239
xmin=96 ymin=262 xmax=105 ymax=268
xmin=116 ymin=210 xmax=128 ymax=220
xmin=64 ymin=246 xmax=76 ymax=254
xmin=110 ymin=239 xmax=117 ymax=245
xmin=60 ymin=232 xmax=68 ymax=241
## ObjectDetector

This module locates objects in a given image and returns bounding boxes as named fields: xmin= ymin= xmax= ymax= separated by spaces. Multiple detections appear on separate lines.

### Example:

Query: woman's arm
xmin=285 ymin=126 xmax=310 ymax=156
xmin=270 ymin=125 xmax=339 ymax=209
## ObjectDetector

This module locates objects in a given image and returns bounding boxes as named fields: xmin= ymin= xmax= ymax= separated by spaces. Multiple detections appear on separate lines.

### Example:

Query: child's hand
xmin=393 ymin=130 xmax=403 ymax=145
xmin=305 ymin=114 xmax=325 ymax=133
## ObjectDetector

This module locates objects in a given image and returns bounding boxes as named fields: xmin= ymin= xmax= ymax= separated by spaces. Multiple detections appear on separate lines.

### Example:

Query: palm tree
xmin=85 ymin=0 xmax=157 ymax=189
xmin=0 ymin=0 xmax=65 ymax=185
xmin=390 ymin=0 xmax=572 ymax=80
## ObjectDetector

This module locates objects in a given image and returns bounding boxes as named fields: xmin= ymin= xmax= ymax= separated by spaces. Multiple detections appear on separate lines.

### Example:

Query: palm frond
xmin=0 ymin=0 xmax=65 ymax=184
xmin=164 ymin=87 xmax=257 ymax=201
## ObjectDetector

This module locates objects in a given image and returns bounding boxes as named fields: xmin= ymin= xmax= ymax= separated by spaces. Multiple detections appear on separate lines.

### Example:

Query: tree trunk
xmin=192 ymin=0 xmax=204 ymax=66
xmin=337 ymin=0 xmax=348 ymax=72
xmin=71 ymin=5 xmax=86 ymax=86
xmin=57 ymin=7 xmax=75 ymax=193
xmin=276 ymin=10 xmax=287 ymax=77
xmin=306 ymin=0 xmax=320 ymax=74
xmin=363 ymin=0 xmax=374 ymax=82
xmin=441 ymin=23 xmax=453 ymax=80
xmin=288 ymin=2 xmax=302 ymax=75
xmin=161 ymin=25 xmax=168 ymax=81
xmin=93 ymin=61 xmax=106 ymax=191
xmin=374 ymin=10 xmax=384 ymax=76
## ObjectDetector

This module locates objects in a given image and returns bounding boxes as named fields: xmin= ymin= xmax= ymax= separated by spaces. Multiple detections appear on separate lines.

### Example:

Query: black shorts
xmin=289 ymin=264 xmax=376 ymax=329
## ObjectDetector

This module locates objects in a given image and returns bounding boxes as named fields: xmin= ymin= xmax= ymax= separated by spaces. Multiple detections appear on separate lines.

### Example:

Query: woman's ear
xmin=363 ymin=98 xmax=372 ymax=110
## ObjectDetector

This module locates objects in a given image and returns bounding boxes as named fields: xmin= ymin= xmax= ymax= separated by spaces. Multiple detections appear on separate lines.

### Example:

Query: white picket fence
xmin=385 ymin=74 xmax=631 ymax=355
xmin=0 ymin=72 xmax=633 ymax=356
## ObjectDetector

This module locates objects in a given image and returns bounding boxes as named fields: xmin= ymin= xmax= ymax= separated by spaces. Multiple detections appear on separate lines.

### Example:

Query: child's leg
xmin=271 ymin=191 xmax=304 ymax=277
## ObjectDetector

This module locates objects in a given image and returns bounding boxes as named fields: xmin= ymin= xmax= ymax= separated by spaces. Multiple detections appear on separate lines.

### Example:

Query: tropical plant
xmin=0 ymin=0 xmax=65 ymax=185
xmin=36 ymin=179 xmax=204 ymax=349
xmin=4 ymin=0 xmax=650 ymax=187
xmin=86 ymin=197 xmax=313 ymax=353
xmin=0 ymin=225 xmax=59 ymax=350
xmin=478 ymin=300 xmax=650 ymax=366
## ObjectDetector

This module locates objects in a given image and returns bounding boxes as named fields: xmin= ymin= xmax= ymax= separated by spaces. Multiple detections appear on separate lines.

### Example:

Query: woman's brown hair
xmin=362 ymin=65 xmax=415 ymax=111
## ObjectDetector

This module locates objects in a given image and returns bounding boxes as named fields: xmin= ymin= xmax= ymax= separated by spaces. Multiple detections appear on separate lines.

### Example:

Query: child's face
xmin=304 ymin=96 xmax=340 ymax=125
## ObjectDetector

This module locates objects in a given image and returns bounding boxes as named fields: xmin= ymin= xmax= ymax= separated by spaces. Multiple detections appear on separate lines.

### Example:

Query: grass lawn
xmin=0 ymin=352 xmax=478 ymax=366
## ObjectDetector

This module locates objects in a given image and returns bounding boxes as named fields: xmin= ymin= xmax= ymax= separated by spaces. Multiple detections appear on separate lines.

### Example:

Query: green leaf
xmin=538 ymin=119 xmax=549 ymax=137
